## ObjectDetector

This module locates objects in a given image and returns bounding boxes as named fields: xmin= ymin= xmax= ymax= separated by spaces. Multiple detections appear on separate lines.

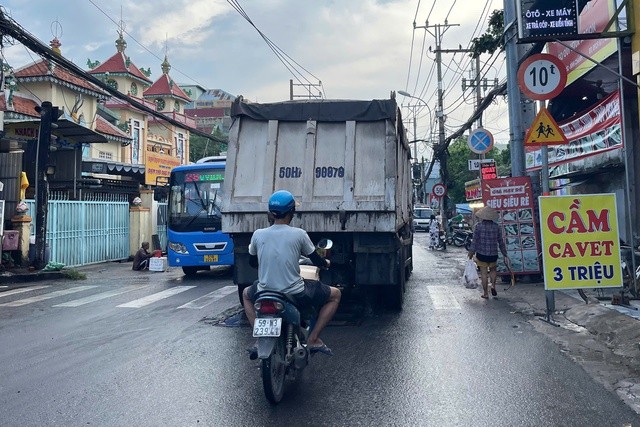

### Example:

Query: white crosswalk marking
xmin=0 ymin=285 xmax=50 ymax=299
xmin=117 ymin=286 xmax=196 ymax=308
xmin=427 ymin=286 xmax=461 ymax=309
xmin=53 ymin=286 xmax=144 ymax=307
xmin=0 ymin=286 xmax=97 ymax=307
xmin=178 ymin=285 xmax=236 ymax=309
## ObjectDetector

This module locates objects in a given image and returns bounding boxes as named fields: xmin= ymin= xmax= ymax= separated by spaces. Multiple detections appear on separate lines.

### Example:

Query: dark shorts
xmin=475 ymin=253 xmax=498 ymax=268
xmin=247 ymin=279 xmax=331 ymax=312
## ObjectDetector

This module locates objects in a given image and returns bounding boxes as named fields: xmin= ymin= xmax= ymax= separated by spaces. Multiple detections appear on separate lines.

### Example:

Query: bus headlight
xmin=168 ymin=242 xmax=188 ymax=254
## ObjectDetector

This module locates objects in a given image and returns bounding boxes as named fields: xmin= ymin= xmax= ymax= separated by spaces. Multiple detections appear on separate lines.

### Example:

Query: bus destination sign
xmin=517 ymin=0 xmax=578 ymax=42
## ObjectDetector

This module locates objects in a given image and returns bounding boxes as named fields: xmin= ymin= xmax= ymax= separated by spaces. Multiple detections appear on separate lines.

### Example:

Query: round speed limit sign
xmin=432 ymin=183 xmax=447 ymax=198
xmin=517 ymin=54 xmax=566 ymax=101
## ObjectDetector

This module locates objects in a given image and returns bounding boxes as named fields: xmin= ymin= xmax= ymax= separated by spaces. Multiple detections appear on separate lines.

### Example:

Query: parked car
xmin=413 ymin=206 xmax=435 ymax=232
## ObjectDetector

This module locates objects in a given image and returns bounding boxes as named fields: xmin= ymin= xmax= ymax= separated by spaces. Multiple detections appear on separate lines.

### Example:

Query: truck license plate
xmin=253 ymin=318 xmax=282 ymax=337
xmin=204 ymin=255 xmax=218 ymax=262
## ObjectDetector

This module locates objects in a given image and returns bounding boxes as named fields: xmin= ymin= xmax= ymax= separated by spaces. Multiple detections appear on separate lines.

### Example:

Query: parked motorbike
xmin=251 ymin=239 xmax=332 ymax=404
xmin=452 ymin=228 xmax=473 ymax=249
xmin=434 ymin=230 xmax=447 ymax=250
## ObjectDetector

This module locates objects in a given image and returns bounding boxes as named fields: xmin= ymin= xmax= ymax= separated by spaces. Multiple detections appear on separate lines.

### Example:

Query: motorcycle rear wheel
xmin=262 ymin=335 xmax=286 ymax=404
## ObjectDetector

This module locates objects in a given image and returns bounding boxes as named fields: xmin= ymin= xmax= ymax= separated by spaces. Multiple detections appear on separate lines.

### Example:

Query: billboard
xmin=539 ymin=194 xmax=621 ymax=290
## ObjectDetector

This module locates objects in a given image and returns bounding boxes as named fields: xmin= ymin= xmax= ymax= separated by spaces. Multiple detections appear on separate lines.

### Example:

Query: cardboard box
xmin=149 ymin=257 xmax=168 ymax=272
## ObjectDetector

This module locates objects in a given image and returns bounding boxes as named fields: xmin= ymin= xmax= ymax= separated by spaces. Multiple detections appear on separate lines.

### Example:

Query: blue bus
xmin=167 ymin=158 xmax=234 ymax=276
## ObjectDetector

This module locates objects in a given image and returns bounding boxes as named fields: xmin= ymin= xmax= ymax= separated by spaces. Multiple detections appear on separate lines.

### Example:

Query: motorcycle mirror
xmin=317 ymin=239 xmax=333 ymax=250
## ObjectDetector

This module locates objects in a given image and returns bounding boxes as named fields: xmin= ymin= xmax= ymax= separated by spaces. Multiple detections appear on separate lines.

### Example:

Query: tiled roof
xmin=144 ymin=74 xmax=191 ymax=101
xmin=14 ymin=60 xmax=107 ymax=96
xmin=89 ymin=52 xmax=152 ymax=84
xmin=0 ymin=93 xmax=39 ymax=118
xmin=96 ymin=116 xmax=132 ymax=141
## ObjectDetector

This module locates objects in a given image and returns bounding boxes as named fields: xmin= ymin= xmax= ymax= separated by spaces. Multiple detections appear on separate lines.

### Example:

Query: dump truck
xmin=221 ymin=93 xmax=414 ymax=309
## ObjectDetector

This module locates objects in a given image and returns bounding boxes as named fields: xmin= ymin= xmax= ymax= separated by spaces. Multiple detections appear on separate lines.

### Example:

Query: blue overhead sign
xmin=468 ymin=128 xmax=494 ymax=154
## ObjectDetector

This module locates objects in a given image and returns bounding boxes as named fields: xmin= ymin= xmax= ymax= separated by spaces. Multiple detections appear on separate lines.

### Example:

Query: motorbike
xmin=251 ymin=239 xmax=332 ymax=404
xmin=452 ymin=228 xmax=473 ymax=250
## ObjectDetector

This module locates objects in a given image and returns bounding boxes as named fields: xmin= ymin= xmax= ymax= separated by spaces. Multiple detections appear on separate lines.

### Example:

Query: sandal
xmin=480 ymin=294 xmax=489 ymax=299
xmin=491 ymin=288 xmax=497 ymax=296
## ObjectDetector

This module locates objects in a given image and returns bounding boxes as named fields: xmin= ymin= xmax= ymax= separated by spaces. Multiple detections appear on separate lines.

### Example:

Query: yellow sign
xmin=145 ymin=151 xmax=182 ymax=186
xmin=524 ymin=107 xmax=568 ymax=145
xmin=539 ymin=194 xmax=621 ymax=290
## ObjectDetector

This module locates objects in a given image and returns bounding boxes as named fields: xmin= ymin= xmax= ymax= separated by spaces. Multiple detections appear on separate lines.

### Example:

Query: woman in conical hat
xmin=469 ymin=206 xmax=507 ymax=299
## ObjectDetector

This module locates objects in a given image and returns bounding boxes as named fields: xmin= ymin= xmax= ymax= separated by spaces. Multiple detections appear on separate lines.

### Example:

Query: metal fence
xmin=157 ymin=201 xmax=168 ymax=251
xmin=25 ymin=194 xmax=130 ymax=267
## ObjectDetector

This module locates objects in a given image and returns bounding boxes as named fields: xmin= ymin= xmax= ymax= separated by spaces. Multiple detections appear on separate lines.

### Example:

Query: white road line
xmin=53 ymin=286 xmax=144 ymax=307
xmin=427 ymin=286 xmax=462 ymax=309
xmin=0 ymin=286 xmax=97 ymax=307
xmin=117 ymin=286 xmax=196 ymax=308
xmin=178 ymin=285 xmax=237 ymax=309
xmin=0 ymin=285 xmax=50 ymax=299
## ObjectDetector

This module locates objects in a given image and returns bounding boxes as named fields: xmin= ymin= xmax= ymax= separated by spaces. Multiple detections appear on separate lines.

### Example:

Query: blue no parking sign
xmin=468 ymin=128 xmax=494 ymax=154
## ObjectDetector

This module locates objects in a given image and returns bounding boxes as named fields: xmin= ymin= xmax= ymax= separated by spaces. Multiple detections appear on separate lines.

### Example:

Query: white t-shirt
xmin=249 ymin=224 xmax=316 ymax=295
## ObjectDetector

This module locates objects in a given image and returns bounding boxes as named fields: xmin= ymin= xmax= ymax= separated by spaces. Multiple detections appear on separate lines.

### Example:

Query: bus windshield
xmin=169 ymin=169 xmax=224 ymax=233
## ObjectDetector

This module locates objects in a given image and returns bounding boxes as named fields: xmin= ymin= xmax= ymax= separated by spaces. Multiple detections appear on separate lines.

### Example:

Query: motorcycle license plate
xmin=253 ymin=318 xmax=282 ymax=337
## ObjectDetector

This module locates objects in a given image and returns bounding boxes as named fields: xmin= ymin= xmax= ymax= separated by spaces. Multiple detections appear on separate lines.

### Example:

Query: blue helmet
xmin=268 ymin=190 xmax=296 ymax=218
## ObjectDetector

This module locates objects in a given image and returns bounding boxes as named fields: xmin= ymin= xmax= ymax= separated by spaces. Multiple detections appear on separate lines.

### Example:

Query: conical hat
xmin=476 ymin=206 xmax=498 ymax=221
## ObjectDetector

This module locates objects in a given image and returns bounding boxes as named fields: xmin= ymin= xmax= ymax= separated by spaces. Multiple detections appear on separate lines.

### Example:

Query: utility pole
xmin=34 ymin=101 xmax=59 ymax=270
xmin=416 ymin=21 xmax=458 ymax=230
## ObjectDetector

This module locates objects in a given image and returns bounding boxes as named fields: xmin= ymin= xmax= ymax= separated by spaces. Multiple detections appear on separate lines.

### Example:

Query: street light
xmin=397 ymin=91 xmax=434 ymax=160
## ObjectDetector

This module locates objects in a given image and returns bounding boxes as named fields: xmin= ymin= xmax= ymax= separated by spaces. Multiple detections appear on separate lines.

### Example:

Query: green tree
xmin=446 ymin=137 xmax=512 ymax=204
xmin=470 ymin=9 xmax=505 ymax=58
xmin=447 ymin=137 xmax=476 ymax=204
xmin=189 ymin=129 xmax=228 ymax=163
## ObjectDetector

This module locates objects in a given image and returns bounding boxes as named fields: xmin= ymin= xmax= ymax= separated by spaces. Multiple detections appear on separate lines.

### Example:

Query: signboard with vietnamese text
xmin=145 ymin=151 xmax=182 ymax=186
xmin=517 ymin=0 xmax=578 ymax=42
xmin=465 ymin=179 xmax=482 ymax=201
xmin=547 ymin=0 xmax=621 ymax=85
xmin=539 ymin=194 xmax=621 ymax=290
xmin=480 ymin=159 xmax=497 ymax=180
xmin=525 ymin=92 xmax=621 ymax=173
xmin=482 ymin=176 xmax=540 ymax=275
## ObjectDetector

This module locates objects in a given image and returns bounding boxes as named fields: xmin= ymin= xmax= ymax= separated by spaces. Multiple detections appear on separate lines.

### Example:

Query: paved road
xmin=1 ymin=236 xmax=638 ymax=426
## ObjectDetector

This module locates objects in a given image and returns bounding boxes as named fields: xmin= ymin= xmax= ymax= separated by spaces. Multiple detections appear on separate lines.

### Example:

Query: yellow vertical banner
xmin=539 ymin=194 xmax=621 ymax=290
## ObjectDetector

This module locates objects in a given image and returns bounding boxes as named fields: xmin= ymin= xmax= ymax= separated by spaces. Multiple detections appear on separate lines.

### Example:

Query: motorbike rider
xmin=243 ymin=190 xmax=342 ymax=358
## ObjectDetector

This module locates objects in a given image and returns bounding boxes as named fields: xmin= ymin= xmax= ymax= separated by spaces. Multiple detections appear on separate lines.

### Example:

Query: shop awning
xmin=82 ymin=160 xmax=145 ymax=178
xmin=55 ymin=118 xmax=108 ymax=144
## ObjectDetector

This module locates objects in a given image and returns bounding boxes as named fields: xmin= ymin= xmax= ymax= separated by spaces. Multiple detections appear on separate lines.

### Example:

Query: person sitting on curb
xmin=132 ymin=242 xmax=152 ymax=271
xmin=468 ymin=206 xmax=509 ymax=299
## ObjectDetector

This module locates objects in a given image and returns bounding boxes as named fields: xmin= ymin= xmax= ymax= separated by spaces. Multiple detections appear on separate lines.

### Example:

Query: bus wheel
xmin=182 ymin=266 xmax=199 ymax=277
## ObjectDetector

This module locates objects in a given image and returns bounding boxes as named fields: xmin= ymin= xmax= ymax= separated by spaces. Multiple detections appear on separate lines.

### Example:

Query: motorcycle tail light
xmin=254 ymin=301 xmax=283 ymax=314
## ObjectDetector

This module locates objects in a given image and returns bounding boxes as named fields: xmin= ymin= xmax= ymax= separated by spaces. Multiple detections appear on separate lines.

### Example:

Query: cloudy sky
xmin=2 ymin=0 xmax=510 ymax=154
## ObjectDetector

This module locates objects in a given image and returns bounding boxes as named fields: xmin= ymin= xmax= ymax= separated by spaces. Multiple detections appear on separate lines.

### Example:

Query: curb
xmin=0 ymin=271 xmax=66 ymax=285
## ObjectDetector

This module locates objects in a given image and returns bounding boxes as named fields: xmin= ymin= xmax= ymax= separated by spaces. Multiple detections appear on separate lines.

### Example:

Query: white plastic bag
xmin=462 ymin=259 xmax=480 ymax=289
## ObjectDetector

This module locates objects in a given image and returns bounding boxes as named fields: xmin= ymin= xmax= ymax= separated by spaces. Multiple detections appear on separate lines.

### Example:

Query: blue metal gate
xmin=25 ymin=195 xmax=130 ymax=267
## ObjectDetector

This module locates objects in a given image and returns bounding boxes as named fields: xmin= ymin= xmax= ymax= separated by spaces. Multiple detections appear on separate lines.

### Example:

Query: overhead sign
xmin=539 ymin=194 xmax=621 ymax=290
xmin=517 ymin=0 xmax=578 ymax=42
xmin=524 ymin=107 xmax=568 ymax=145
xmin=468 ymin=128 xmax=494 ymax=154
xmin=517 ymin=54 xmax=567 ymax=100
xmin=480 ymin=160 xmax=497 ymax=180
xmin=432 ymin=183 xmax=447 ymax=198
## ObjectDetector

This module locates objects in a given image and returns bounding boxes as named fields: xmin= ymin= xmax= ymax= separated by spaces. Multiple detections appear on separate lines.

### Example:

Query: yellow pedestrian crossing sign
xmin=524 ymin=107 xmax=568 ymax=145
